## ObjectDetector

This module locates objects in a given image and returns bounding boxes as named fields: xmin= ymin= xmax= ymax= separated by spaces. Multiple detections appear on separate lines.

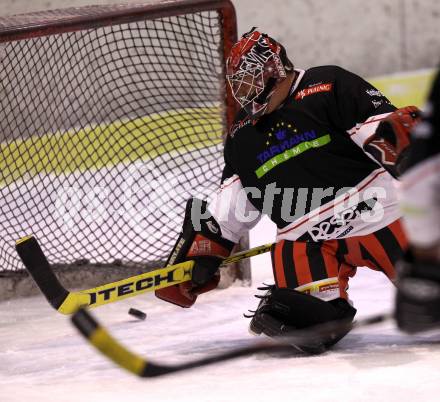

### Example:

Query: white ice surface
xmin=2 ymin=216 xmax=440 ymax=402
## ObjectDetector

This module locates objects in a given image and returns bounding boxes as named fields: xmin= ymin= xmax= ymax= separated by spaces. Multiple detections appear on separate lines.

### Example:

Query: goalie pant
xmin=209 ymin=65 xmax=414 ymax=302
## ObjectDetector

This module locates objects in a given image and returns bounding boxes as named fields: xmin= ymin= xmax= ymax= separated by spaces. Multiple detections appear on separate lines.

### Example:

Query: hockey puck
xmin=128 ymin=308 xmax=147 ymax=320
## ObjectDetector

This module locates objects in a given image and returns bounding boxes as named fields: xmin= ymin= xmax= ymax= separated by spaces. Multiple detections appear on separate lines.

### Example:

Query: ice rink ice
xmin=2 ymin=216 xmax=440 ymax=402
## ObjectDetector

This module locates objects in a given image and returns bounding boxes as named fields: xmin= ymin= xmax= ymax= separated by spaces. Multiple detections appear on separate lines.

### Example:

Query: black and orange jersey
xmin=209 ymin=65 xmax=401 ymax=243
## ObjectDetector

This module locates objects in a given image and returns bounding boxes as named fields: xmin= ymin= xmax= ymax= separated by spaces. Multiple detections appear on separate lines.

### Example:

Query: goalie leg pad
xmin=249 ymin=286 xmax=356 ymax=353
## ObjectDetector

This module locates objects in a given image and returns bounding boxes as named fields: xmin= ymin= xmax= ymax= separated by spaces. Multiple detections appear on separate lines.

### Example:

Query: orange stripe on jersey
xmin=338 ymin=262 xmax=356 ymax=300
xmin=293 ymin=242 xmax=313 ymax=286
xmin=360 ymin=235 xmax=396 ymax=280
xmin=273 ymin=240 xmax=287 ymax=288
xmin=344 ymin=238 xmax=363 ymax=268
xmin=321 ymin=240 xmax=339 ymax=278
xmin=387 ymin=219 xmax=409 ymax=251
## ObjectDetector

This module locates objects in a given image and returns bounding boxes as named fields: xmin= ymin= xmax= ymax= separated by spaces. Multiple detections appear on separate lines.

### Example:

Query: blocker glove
xmin=364 ymin=106 xmax=421 ymax=178
xmin=155 ymin=198 xmax=235 ymax=307
xmin=395 ymin=250 xmax=440 ymax=333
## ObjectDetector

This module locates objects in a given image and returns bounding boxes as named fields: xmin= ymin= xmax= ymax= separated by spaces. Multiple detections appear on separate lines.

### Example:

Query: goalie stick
xmin=15 ymin=235 xmax=273 ymax=315
xmin=71 ymin=307 xmax=391 ymax=377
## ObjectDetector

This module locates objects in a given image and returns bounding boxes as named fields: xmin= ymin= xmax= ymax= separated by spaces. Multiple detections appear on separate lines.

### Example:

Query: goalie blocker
xmin=363 ymin=105 xmax=421 ymax=178
xmin=155 ymin=198 xmax=235 ymax=307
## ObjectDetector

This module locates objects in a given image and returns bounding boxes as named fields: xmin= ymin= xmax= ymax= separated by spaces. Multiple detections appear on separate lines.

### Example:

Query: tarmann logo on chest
xmin=257 ymin=123 xmax=318 ymax=164
xmin=255 ymin=122 xmax=331 ymax=178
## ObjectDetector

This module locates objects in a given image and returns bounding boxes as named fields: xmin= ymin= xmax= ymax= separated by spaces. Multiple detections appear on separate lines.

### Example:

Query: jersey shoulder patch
xmin=293 ymin=66 xmax=341 ymax=101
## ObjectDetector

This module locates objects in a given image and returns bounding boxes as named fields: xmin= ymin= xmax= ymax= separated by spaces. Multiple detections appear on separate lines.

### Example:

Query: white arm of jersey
xmin=208 ymin=174 xmax=262 ymax=243
xmin=347 ymin=112 xmax=392 ymax=160
xmin=400 ymin=155 xmax=440 ymax=248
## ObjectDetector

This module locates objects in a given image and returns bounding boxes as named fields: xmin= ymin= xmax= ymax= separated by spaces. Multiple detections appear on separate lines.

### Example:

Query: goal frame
xmin=0 ymin=0 xmax=252 ymax=299
xmin=0 ymin=0 xmax=239 ymax=129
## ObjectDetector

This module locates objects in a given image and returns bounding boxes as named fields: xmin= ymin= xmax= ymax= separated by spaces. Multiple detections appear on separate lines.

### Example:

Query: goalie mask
xmin=226 ymin=28 xmax=294 ymax=120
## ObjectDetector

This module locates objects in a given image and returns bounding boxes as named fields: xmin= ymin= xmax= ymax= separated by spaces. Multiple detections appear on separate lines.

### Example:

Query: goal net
xmin=0 ymin=1 xmax=248 ymax=295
